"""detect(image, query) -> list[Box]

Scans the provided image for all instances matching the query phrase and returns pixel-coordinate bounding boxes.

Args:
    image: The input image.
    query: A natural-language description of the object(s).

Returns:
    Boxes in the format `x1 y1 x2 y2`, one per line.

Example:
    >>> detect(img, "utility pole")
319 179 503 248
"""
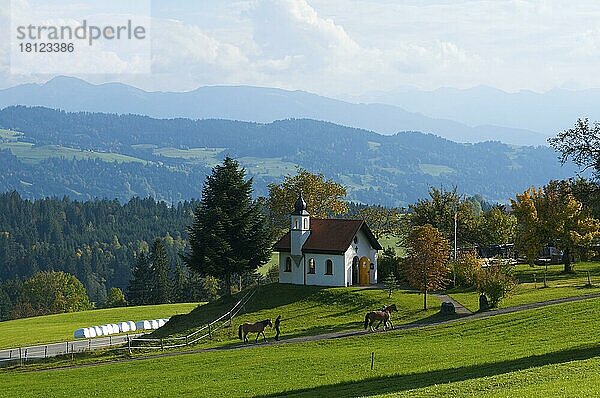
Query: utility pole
453 207 458 288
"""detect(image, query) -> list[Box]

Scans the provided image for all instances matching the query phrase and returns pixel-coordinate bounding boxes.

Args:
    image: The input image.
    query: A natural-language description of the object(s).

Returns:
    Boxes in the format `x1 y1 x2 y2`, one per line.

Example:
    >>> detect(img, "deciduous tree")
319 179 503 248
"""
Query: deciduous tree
106 287 127 307
352 205 405 238
549 118 600 177
512 181 600 272
267 168 348 229
409 187 479 246
405 224 450 309
13 271 91 317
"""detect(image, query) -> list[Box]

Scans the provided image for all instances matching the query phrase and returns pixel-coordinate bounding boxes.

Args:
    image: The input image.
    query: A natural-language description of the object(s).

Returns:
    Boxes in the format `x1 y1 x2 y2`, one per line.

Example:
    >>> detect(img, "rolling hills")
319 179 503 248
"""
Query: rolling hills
0 106 578 206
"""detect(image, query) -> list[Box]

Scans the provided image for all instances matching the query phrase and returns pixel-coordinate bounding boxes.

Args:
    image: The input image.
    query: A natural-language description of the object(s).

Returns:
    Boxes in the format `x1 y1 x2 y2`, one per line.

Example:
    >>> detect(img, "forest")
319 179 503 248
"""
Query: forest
0 192 198 318
0 106 579 206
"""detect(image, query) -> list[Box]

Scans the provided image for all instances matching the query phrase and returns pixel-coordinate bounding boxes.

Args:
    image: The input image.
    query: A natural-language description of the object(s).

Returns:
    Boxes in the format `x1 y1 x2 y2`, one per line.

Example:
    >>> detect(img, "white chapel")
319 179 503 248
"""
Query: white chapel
273 194 382 287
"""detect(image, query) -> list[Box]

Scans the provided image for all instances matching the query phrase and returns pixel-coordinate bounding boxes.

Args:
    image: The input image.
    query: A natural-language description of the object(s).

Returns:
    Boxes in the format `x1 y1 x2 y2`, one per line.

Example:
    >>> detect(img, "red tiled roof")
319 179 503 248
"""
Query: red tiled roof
273 218 382 254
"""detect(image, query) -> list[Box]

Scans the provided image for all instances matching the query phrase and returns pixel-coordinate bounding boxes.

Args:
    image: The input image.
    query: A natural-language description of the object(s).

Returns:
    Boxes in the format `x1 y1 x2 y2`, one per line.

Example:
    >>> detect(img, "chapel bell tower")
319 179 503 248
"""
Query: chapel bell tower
290 193 310 258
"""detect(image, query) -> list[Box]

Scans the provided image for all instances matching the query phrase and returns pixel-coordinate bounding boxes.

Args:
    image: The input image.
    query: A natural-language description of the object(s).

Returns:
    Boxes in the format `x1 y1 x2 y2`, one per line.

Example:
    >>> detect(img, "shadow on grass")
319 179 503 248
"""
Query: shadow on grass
153 284 330 337
256 344 600 398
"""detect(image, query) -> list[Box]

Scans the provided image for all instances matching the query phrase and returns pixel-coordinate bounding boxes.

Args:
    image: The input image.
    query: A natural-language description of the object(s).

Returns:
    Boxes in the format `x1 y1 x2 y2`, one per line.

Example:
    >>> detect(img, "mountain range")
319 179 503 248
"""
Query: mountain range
360 86 600 135
0 76 548 146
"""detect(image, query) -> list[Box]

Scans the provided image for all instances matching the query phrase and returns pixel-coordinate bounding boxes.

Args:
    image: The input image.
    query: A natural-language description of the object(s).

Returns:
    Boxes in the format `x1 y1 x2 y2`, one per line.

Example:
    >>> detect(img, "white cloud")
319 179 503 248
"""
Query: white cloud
3 0 600 95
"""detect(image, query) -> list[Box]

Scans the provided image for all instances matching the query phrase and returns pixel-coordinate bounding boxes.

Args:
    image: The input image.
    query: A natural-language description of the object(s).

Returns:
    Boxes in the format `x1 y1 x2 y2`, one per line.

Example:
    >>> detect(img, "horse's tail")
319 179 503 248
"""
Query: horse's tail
364 313 370 329
238 324 243 340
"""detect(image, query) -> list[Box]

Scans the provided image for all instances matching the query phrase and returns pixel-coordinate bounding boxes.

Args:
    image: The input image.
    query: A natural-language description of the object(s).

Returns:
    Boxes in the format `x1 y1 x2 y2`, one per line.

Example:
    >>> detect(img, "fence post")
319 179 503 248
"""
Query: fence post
160 339 164 351
185 335 189 346
208 323 212 339
19 348 22 366
66 342 69 354
24 348 27 362
229 311 233 326
88 339 91 351
44 345 48 359
127 335 131 354
109 336 112 346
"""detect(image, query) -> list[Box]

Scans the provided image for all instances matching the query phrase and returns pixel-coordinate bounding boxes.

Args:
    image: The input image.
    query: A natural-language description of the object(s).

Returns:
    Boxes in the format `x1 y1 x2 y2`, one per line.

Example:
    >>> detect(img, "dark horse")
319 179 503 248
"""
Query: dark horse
364 304 398 331
238 319 272 343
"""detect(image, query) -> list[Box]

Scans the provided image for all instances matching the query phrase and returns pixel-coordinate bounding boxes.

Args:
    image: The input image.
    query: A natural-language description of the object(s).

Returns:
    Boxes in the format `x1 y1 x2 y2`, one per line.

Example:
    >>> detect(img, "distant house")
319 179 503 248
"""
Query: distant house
273 194 382 287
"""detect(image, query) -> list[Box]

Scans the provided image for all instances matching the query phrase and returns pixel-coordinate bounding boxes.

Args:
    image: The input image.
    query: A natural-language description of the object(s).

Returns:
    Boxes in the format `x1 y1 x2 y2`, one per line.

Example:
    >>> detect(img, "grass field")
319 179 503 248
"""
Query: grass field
0 142 146 164
153 284 441 347
449 261 600 312
2 296 599 396
153 147 224 166
0 303 201 349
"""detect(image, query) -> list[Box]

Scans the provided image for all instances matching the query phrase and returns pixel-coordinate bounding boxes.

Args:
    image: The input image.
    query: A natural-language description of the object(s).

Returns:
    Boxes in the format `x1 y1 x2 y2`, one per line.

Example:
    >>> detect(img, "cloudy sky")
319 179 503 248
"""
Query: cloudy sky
2 0 600 98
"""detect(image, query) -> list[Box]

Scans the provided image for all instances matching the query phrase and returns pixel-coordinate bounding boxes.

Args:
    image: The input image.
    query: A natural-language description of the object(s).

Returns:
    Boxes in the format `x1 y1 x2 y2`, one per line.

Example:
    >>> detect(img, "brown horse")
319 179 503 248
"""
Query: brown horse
238 319 273 343
364 304 398 331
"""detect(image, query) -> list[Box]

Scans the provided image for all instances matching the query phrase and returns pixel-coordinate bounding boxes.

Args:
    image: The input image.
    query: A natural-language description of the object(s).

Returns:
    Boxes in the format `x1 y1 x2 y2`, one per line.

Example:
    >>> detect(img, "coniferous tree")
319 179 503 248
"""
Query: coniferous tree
171 263 187 303
128 252 152 305
184 157 274 296
150 239 171 304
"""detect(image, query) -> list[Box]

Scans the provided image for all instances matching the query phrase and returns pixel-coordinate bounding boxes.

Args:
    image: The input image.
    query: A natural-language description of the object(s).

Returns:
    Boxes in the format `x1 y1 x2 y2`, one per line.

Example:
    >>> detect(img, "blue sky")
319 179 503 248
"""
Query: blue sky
2 0 600 98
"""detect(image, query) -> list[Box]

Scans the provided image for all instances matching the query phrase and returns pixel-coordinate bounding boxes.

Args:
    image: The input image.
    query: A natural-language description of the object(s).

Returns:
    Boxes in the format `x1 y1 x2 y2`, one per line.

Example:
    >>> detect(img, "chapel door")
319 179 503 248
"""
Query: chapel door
359 256 370 286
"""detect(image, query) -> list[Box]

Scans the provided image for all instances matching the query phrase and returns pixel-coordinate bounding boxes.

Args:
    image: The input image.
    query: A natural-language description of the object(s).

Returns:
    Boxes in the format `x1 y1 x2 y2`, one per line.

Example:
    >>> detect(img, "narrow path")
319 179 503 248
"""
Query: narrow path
9 292 600 372
431 293 473 315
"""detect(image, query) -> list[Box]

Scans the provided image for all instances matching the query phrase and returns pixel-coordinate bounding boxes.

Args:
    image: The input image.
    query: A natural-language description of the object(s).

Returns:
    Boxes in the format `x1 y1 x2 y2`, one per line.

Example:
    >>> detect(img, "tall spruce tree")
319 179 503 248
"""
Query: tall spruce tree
128 252 153 305
184 157 273 296
171 263 188 303
150 239 171 304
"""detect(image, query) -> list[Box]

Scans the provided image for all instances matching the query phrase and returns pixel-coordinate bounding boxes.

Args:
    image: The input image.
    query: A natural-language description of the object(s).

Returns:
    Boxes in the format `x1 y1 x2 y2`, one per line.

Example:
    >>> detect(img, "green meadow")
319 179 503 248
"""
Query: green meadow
0 303 201 349
153 284 441 347
2 298 599 397
449 261 600 312
0 141 145 164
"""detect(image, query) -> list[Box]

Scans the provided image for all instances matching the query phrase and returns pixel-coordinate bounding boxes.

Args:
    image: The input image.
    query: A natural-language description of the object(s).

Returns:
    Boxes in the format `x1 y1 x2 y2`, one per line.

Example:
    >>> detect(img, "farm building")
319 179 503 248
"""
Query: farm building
273 194 382 287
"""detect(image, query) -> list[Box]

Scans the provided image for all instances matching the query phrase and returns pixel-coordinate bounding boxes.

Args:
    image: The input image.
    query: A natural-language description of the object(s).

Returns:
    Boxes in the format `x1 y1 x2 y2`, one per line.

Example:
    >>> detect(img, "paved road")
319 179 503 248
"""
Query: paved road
0 334 145 365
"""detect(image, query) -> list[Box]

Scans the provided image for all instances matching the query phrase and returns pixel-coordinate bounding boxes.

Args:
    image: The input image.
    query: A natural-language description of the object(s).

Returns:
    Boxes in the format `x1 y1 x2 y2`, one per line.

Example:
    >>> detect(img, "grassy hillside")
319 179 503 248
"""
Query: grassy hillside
2 297 599 396
0 303 200 349
449 262 600 312
153 284 441 346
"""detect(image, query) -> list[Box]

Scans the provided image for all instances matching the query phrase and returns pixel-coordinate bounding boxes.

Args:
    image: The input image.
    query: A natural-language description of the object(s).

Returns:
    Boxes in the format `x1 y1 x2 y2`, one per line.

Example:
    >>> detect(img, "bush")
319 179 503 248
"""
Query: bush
451 251 482 288
476 266 517 308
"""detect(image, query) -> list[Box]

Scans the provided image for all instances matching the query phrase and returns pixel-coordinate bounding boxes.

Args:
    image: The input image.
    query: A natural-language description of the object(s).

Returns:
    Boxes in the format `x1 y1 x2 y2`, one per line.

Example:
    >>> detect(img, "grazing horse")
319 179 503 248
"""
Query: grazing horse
364 304 398 331
238 319 273 343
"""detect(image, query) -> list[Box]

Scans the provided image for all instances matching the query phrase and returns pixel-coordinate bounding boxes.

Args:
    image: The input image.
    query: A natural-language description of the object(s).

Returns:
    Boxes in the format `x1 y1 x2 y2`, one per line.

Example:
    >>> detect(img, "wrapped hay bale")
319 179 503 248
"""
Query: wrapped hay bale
94 326 103 337
127 321 137 332
135 320 152 330
118 322 131 333
150 320 160 330
74 328 87 339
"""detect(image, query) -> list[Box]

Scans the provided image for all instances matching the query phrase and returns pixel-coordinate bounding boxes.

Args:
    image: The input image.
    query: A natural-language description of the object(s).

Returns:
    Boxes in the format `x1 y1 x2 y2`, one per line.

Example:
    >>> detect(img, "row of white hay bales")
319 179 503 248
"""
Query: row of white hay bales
74 318 170 339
